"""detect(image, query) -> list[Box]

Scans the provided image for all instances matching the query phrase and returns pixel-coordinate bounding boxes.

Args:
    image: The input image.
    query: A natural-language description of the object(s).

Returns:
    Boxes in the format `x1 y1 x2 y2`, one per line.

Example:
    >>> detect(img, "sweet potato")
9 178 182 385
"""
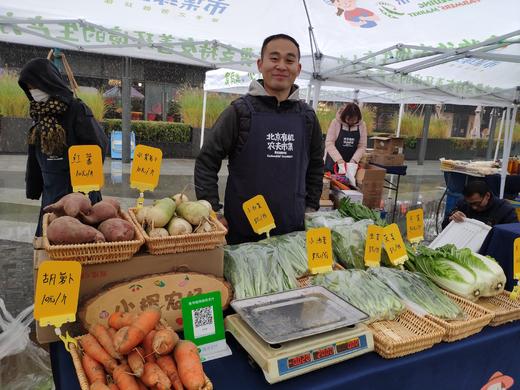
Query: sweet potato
103 197 121 213
174 341 204 390
98 218 135 242
90 323 122 360
156 355 183 390
108 312 138 330
152 327 179 355
115 308 161 354
47 216 105 245
81 201 118 225
141 362 172 390
80 334 118 373
43 192 92 217
128 347 145 377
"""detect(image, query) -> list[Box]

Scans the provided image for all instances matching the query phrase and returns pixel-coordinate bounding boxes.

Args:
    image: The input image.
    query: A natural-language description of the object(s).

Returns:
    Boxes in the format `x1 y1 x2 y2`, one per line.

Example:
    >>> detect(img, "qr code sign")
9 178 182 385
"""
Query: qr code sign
192 306 216 338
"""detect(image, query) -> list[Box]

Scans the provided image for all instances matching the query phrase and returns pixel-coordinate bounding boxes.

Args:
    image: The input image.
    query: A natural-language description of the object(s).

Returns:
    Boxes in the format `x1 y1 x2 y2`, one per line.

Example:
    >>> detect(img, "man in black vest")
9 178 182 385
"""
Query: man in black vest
195 34 324 244
442 180 518 229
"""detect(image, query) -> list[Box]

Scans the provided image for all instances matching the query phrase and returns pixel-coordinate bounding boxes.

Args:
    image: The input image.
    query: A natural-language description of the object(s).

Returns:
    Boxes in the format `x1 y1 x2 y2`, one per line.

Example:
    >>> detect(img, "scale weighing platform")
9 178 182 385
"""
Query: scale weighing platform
225 286 374 384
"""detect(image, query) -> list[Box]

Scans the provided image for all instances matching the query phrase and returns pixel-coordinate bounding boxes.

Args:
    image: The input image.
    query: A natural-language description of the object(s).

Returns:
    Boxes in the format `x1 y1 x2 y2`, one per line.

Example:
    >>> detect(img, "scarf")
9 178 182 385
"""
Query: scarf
28 98 68 156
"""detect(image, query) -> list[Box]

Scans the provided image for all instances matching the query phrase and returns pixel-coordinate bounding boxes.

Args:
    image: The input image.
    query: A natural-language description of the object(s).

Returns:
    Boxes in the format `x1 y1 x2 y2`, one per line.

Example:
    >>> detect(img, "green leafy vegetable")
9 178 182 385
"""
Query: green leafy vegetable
338 197 385 226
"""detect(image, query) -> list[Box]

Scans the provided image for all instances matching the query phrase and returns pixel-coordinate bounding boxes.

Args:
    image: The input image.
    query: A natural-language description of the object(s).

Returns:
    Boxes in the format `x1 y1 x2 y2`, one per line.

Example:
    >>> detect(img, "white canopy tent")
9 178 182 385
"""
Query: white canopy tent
1 0 519 195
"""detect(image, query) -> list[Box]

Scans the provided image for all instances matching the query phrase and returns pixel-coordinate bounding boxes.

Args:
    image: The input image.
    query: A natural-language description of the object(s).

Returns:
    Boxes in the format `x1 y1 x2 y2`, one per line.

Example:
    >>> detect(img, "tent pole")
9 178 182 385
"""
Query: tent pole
121 57 132 164
494 109 506 161
499 108 512 199
485 108 498 160
312 81 321 111
418 105 432 166
396 103 404 137
306 83 312 104
200 90 208 149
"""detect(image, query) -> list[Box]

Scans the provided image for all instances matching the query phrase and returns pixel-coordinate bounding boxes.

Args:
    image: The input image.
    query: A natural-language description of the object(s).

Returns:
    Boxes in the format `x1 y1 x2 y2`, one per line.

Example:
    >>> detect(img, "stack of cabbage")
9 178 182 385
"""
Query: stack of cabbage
406 244 506 301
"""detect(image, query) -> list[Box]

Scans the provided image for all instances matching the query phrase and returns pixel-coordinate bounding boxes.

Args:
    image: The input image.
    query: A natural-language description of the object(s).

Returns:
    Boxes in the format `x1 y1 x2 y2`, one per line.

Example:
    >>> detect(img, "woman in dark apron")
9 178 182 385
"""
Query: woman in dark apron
324 102 367 172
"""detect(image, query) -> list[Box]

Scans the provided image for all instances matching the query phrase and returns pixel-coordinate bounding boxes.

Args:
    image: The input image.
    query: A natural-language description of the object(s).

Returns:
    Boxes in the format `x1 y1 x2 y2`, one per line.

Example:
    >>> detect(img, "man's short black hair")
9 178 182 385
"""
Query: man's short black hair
463 180 491 197
261 34 301 60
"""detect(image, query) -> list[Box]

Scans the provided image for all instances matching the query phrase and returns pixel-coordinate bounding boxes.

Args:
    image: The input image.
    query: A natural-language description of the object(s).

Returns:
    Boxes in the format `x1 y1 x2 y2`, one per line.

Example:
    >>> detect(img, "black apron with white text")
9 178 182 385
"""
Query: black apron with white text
325 124 360 172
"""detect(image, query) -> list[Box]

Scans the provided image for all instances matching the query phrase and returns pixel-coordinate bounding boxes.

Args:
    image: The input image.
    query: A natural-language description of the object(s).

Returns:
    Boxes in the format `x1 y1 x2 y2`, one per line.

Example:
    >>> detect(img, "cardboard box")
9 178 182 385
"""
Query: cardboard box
360 148 374 164
355 163 386 188
371 136 404 155
330 189 363 209
321 178 331 200
34 247 224 343
319 199 334 211
371 153 405 166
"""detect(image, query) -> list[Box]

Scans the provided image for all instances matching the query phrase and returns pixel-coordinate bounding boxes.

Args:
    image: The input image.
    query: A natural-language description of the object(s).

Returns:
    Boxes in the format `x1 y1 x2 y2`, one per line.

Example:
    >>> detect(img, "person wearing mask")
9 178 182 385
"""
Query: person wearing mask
195 34 324 245
324 102 367 172
442 180 518 229
18 58 108 235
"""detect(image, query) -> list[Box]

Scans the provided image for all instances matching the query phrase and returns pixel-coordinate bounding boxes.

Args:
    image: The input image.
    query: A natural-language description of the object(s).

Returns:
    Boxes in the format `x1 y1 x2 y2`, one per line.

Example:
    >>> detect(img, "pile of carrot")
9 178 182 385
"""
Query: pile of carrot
78 307 209 390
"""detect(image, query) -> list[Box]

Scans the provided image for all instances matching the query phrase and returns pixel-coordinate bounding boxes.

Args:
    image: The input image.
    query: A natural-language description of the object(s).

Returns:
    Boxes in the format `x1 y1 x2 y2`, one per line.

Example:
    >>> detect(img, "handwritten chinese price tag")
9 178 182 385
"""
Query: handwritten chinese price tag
382 224 408 266
242 195 276 236
68 145 103 193
34 261 82 328
364 225 383 267
406 208 424 243
306 227 333 274
130 145 163 192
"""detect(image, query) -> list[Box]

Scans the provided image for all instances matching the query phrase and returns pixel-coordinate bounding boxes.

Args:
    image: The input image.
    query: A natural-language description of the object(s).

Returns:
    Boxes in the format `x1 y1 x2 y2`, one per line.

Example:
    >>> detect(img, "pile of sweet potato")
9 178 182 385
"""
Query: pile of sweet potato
79 307 209 390
45 193 135 245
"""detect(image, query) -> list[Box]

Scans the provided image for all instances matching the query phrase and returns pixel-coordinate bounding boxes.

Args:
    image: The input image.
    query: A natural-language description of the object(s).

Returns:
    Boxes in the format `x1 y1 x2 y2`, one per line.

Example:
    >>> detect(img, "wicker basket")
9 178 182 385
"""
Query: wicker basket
477 291 520 327
128 207 227 255
425 290 494 342
42 211 145 265
70 336 214 390
368 310 445 359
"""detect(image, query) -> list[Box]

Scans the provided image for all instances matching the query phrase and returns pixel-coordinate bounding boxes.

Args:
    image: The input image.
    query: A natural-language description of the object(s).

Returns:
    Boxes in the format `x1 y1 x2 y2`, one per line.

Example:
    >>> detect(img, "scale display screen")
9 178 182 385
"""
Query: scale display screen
278 335 368 376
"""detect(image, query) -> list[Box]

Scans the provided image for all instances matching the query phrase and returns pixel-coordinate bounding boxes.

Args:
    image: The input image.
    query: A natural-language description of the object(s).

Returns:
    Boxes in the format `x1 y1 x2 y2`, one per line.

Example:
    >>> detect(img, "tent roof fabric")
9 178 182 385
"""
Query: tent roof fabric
1 0 519 105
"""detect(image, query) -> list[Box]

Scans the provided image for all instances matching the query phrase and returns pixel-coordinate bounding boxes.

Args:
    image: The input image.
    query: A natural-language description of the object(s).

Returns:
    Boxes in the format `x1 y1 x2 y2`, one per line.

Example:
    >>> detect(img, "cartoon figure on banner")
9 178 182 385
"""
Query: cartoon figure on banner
480 371 514 390
327 0 379 28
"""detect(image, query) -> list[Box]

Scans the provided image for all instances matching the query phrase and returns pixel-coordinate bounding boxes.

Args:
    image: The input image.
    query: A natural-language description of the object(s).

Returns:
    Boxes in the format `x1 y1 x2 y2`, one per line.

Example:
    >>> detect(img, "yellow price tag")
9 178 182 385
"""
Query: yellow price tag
406 208 424 243
242 195 276 236
130 145 163 192
382 223 409 266
34 261 82 328
306 227 333 274
514 237 520 281
364 225 383 267
511 285 520 301
68 145 104 193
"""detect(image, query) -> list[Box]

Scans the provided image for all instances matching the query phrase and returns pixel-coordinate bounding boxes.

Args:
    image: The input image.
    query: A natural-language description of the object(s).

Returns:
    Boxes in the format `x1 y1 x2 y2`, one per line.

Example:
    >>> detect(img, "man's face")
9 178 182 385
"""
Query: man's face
465 192 490 212
257 39 301 96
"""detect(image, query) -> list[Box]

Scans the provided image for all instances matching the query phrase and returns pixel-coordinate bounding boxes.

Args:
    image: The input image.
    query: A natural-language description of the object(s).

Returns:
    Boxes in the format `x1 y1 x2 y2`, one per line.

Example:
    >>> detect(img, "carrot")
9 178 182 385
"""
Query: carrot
128 347 145 377
80 334 118 373
156 355 184 390
90 382 111 390
82 352 106 385
109 312 139 330
141 362 172 390
143 330 157 363
115 308 161 355
153 327 179 355
135 379 148 390
173 341 205 390
90 323 123 360
113 364 139 390
108 384 120 390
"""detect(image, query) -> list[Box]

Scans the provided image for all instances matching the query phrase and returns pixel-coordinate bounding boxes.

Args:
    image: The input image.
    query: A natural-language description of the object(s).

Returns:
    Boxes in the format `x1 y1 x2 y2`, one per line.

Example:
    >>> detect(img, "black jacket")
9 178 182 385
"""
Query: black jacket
442 194 518 229
194 80 324 211
19 58 108 200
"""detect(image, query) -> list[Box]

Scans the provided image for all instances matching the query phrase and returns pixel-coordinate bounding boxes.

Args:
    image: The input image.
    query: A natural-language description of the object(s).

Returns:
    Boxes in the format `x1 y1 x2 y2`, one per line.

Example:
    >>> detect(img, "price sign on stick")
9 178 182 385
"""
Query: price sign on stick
130 145 163 207
242 195 276 236
406 209 424 243
382 224 408 266
511 238 520 300
306 227 333 274
68 145 103 193
364 225 383 267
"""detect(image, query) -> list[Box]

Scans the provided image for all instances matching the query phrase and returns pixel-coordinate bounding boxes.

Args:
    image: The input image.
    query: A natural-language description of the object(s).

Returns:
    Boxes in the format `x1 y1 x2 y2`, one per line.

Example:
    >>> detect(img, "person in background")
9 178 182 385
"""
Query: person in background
442 180 518 229
194 34 324 245
324 102 367 172
18 58 108 236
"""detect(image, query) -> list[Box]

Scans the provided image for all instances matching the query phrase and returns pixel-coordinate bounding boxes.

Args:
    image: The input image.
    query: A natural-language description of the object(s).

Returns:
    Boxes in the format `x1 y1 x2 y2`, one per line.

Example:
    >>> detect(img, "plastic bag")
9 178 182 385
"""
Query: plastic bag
336 162 358 187
0 299 54 390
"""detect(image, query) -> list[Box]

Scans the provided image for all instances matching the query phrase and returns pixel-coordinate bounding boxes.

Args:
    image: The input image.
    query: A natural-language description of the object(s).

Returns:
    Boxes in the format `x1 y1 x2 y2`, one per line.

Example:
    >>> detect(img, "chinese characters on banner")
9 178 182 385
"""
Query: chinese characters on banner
68 145 104 193
242 195 276 235
306 227 333 274
34 261 82 328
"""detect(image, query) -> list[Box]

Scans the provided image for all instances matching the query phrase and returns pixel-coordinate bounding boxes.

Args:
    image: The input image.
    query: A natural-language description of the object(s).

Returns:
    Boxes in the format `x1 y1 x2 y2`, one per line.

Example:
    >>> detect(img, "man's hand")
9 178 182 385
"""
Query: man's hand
449 211 466 223
216 213 228 229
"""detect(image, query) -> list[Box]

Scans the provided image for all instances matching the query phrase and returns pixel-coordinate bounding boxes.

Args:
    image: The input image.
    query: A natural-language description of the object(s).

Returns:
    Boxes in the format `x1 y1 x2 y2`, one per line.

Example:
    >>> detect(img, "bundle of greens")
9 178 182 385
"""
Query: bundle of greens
331 219 372 269
261 231 308 276
305 210 354 229
338 197 386 226
369 267 466 321
313 270 405 322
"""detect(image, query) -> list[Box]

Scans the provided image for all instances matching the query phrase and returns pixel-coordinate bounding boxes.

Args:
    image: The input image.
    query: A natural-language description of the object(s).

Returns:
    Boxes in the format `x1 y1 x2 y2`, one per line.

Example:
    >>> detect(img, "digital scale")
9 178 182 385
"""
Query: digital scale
225 287 374 384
